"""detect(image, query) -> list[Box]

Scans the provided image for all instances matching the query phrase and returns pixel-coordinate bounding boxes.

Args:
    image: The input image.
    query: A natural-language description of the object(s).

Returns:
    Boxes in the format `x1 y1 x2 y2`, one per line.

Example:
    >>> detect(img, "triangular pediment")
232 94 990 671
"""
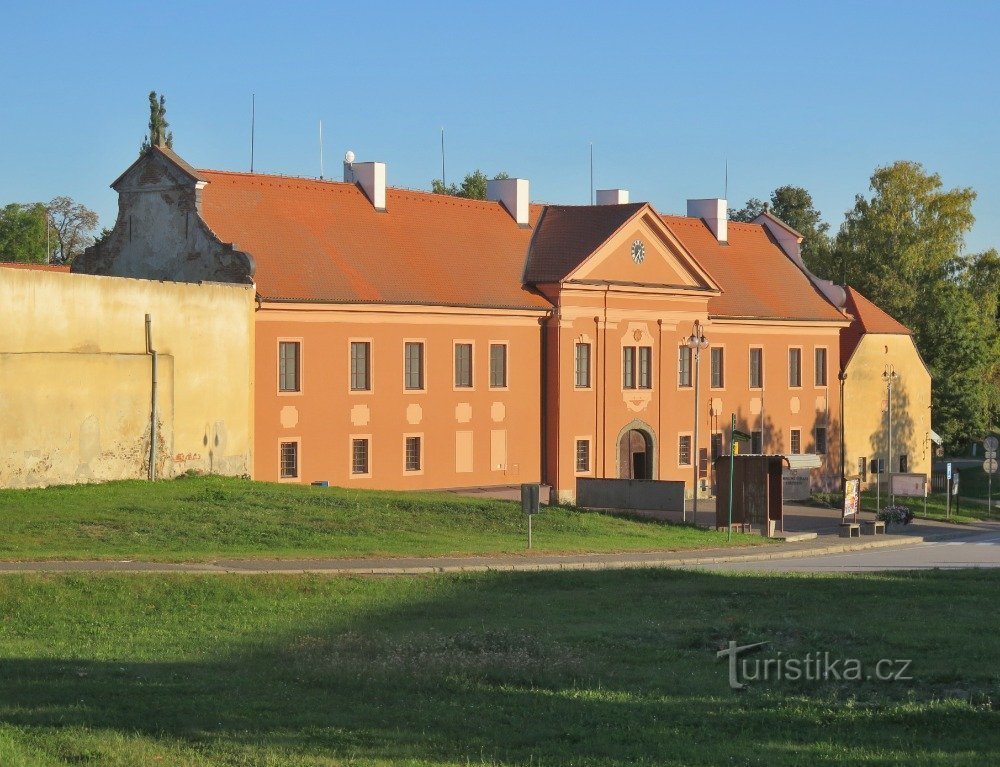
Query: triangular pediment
566 205 721 293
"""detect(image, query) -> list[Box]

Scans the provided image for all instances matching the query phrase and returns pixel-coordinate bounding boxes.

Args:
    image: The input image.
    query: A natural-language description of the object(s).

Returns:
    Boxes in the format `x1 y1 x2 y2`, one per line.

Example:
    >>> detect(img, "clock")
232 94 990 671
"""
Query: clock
631 239 645 264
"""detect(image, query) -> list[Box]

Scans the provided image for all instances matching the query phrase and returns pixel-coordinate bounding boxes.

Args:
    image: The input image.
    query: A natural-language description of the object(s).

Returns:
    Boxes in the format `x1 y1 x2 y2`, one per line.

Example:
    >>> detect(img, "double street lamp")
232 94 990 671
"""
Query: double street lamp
687 320 709 525
883 365 899 506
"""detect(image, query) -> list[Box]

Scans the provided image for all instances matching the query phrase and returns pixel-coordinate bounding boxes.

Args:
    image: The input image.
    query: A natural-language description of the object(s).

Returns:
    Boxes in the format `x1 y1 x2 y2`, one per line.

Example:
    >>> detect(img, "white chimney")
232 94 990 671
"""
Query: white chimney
344 161 386 211
595 189 629 205
487 178 530 226
687 198 728 244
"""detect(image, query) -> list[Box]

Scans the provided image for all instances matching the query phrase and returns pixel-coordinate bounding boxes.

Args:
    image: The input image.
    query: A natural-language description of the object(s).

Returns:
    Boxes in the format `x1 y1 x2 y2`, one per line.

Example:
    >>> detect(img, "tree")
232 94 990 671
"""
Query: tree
46 196 99 263
962 249 1000 428
431 170 509 200
728 197 765 222
730 187 833 274
140 91 173 154
0 202 49 263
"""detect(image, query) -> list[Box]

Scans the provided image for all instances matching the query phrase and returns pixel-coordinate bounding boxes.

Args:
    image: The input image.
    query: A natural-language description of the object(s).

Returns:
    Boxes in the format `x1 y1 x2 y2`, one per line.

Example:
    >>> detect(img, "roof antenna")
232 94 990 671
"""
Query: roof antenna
319 120 324 179
250 94 255 173
440 127 446 188
724 155 728 200
345 150 355 182
590 142 594 204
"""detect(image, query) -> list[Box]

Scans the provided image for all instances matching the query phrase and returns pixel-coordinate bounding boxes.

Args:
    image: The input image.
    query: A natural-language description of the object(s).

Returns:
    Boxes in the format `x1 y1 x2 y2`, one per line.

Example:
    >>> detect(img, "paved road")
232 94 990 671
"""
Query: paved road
699 529 1000 572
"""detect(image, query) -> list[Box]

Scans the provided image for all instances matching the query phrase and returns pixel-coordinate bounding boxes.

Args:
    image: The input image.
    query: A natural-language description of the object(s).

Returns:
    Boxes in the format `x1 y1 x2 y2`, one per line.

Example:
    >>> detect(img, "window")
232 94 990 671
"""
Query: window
404 342 424 390
678 346 692 387
454 343 473 388
790 429 801 455
623 347 636 389
489 343 507 388
679 434 692 466
405 436 421 472
751 430 763 454
278 341 300 392
749 347 763 389
815 426 827 455
789 348 802 388
815 347 828 387
899 454 908 473
279 441 298 478
711 432 723 460
575 343 591 388
710 347 724 388
350 341 371 391
575 440 590 472
351 438 369 475
859 456 868 482
638 347 652 389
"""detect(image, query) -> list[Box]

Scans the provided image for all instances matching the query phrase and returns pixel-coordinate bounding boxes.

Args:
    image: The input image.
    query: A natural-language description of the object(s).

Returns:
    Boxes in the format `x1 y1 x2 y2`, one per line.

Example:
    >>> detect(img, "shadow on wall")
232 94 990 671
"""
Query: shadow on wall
867 378 916 481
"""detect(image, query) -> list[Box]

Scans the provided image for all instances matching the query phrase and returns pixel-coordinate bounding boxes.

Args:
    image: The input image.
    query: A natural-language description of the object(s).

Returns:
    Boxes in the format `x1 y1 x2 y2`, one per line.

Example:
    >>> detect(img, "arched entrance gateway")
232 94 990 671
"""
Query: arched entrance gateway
618 427 654 480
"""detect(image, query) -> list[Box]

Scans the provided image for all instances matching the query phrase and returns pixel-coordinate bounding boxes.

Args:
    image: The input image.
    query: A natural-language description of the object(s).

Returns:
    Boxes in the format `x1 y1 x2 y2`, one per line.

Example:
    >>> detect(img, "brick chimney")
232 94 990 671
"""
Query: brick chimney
687 198 728 244
487 178 530 226
344 161 386 211
596 189 629 205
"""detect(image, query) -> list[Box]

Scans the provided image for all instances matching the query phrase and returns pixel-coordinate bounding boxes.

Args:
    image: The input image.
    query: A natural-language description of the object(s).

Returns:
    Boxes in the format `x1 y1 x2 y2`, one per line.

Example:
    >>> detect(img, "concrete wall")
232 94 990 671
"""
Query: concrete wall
576 478 684 511
843 333 932 487
0 268 254 487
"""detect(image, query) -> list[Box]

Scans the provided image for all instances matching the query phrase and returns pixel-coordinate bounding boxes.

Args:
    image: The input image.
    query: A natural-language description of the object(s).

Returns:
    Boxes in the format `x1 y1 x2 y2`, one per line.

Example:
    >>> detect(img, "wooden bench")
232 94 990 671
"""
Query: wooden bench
839 523 861 538
861 520 886 535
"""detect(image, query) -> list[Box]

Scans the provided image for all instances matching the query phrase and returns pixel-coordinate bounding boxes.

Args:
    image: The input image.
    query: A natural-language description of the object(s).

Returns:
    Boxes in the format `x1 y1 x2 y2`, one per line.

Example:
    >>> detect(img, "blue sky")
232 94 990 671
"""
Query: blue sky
2 0 998 253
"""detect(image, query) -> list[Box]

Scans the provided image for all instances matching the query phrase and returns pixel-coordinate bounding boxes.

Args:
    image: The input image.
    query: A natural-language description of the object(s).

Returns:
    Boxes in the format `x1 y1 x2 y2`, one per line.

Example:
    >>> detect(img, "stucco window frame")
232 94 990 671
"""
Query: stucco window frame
789 427 802 455
814 345 829 389
788 346 803 390
488 340 510 391
403 432 424 476
574 436 593 476
276 337 304 397
748 345 764 391
677 431 694 468
710 430 724 461
348 337 374 395
278 437 301 483
453 340 475 391
402 339 427 394
814 425 828 456
574 341 593 390
709 344 726 392
349 434 373 479
677 345 693 390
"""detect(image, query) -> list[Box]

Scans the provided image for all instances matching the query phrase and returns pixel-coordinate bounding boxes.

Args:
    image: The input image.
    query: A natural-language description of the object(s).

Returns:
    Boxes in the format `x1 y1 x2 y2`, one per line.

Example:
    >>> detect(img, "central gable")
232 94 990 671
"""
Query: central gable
566 206 720 293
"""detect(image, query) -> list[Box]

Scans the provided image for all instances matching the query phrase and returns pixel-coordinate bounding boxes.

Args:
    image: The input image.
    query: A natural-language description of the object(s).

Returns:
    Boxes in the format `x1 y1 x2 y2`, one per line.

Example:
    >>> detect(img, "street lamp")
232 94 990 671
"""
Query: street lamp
687 320 710 525
882 365 899 505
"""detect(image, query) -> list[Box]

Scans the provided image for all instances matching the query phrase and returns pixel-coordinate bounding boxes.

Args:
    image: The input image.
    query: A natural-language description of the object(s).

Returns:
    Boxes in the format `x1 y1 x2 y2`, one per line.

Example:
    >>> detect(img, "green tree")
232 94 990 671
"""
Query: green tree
431 170 509 200
962 249 1000 429
728 197 765 222
140 91 173 153
46 196 99 263
731 187 833 273
0 202 50 263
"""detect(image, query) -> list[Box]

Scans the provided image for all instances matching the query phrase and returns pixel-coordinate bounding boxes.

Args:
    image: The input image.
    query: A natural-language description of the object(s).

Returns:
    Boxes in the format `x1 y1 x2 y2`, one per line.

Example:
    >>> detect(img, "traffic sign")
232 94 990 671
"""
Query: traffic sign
984 436 999 452
985 458 999 475
947 462 953 480
732 429 751 442
987 450 998 461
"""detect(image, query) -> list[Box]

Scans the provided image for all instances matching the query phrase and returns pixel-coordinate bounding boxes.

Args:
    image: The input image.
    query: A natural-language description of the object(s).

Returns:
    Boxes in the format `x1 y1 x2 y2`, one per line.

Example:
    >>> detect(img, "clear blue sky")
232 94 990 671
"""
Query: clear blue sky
2 0 998 253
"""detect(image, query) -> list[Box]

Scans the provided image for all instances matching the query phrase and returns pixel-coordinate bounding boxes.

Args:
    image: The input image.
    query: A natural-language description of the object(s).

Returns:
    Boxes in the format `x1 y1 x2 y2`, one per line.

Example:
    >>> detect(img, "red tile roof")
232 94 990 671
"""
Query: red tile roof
0 262 71 272
840 286 912 368
660 216 847 322
197 170 551 310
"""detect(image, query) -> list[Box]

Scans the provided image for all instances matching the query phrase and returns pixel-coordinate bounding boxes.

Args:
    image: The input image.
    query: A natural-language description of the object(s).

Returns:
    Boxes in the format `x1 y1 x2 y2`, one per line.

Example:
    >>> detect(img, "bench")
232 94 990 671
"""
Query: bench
861 520 886 535
839 523 861 538
718 522 753 534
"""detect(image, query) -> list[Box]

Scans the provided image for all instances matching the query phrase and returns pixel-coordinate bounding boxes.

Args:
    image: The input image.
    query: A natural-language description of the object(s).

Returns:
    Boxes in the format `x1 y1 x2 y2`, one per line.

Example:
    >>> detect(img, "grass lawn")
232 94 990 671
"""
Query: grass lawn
0 476 764 562
812 489 996 524
0 569 996 765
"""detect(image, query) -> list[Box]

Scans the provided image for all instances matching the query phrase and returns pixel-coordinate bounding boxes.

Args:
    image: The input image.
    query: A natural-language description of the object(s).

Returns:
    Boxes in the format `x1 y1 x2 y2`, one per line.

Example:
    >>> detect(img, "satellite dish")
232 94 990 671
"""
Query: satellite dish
344 150 355 165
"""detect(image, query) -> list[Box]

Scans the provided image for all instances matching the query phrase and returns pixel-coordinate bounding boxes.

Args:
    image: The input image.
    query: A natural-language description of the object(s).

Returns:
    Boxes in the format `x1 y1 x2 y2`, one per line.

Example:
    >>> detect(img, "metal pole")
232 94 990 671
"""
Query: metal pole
693 345 701 527
528 514 532 549
727 413 736 542
887 372 894 505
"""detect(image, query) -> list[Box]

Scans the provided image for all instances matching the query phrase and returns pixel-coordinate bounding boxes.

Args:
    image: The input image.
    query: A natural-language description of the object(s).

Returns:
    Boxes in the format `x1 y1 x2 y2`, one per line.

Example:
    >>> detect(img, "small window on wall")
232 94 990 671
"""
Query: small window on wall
280 441 298 479
575 440 590 473
711 432 723 460
710 347 724 388
279 341 300 392
678 435 692 466
899 454 908 473
749 347 763 389
789 348 802 388
790 429 801 455
751 430 763 454
859 456 868 482
815 347 828 387
350 341 371 391
404 342 424 390
454 343 473 388
815 427 828 455
678 346 692 387
623 347 636 389
351 438 370 475
575 343 591 388
405 436 422 472
489 343 508 388
638 347 652 389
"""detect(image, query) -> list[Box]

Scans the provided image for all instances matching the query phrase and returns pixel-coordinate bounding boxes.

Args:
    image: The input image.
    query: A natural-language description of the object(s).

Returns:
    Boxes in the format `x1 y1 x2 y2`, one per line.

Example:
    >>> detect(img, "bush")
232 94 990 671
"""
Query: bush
877 505 915 525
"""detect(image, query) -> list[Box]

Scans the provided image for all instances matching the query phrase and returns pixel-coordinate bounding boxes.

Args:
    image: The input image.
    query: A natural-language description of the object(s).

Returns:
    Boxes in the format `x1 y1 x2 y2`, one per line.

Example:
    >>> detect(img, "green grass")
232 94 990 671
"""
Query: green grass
811 490 997 524
0 569 996 765
0 476 764 562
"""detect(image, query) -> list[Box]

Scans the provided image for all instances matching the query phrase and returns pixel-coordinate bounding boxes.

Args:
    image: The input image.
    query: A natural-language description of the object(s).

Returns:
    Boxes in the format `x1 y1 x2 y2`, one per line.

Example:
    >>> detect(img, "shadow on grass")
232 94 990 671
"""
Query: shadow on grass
0 569 998 765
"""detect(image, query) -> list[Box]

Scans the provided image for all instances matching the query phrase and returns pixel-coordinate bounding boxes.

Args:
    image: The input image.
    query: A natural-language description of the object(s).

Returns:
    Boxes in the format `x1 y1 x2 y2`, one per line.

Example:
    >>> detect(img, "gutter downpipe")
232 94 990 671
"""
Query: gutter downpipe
657 319 663 480
602 286 609 477
145 314 158 481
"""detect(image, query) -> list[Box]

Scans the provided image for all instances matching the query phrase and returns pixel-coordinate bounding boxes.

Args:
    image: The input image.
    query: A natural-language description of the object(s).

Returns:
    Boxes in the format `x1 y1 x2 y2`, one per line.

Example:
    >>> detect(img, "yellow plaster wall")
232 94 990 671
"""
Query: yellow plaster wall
0 268 254 487
843 334 932 485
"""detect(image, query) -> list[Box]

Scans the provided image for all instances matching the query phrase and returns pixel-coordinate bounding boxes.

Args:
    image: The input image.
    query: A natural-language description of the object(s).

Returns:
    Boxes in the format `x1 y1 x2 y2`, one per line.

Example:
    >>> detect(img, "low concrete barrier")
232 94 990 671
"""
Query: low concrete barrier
576 478 684 511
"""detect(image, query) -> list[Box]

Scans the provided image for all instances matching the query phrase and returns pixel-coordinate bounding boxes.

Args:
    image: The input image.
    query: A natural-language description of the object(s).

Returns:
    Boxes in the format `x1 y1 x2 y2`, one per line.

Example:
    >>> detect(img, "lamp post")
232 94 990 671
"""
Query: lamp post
687 320 709 525
882 365 898 505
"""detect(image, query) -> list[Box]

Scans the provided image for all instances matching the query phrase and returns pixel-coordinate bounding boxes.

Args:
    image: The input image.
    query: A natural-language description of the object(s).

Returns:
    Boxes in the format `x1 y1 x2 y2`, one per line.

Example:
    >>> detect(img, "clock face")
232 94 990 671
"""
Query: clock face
631 239 645 264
